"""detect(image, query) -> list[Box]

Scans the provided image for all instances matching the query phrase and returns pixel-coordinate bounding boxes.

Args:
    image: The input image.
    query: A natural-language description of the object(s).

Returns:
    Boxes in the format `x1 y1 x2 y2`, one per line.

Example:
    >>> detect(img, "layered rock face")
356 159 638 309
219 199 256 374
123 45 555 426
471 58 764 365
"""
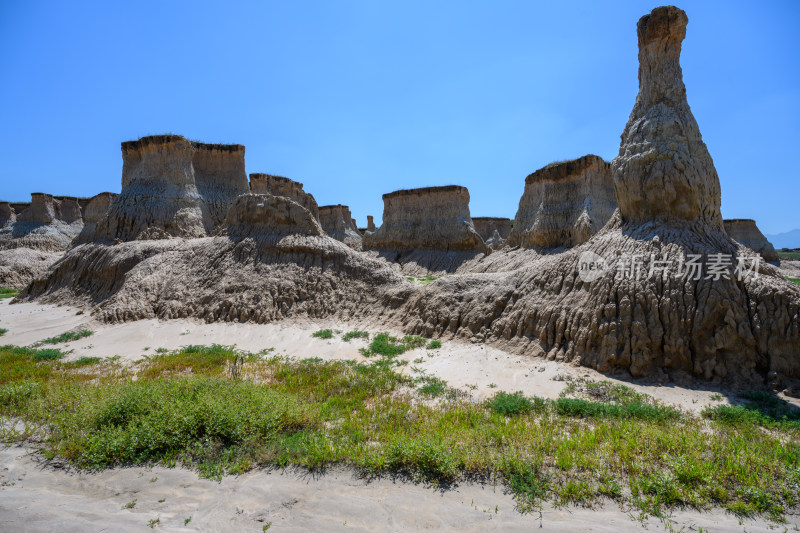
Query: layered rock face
93 135 247 242
0 248 62 289
17 193 60 224
192 143 250 227
367 216 376 232
319 205 362 250
724 219 779 262
473 217 512 249
364 186 489 252
1 193 83 252
0 203 15 227
218 194 324 239
59 197 83 224
249 174 319 220
75 192 118 245
505 156 617 249
363 186 490 274
392 6 800 384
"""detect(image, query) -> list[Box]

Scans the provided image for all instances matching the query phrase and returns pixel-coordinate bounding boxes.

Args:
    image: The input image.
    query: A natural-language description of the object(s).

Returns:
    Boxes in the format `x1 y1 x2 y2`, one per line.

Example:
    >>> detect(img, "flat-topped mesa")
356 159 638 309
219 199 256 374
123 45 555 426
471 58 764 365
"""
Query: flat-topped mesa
249 174 320 220
58 196 83 224
0 203 15 227
319 204 363 250
613 6 722 229
191 141 249 227
506 155 616 249
217 194 325 239
17 193 60 225
93 135 248 242
724 219 779 262
363 185 489 254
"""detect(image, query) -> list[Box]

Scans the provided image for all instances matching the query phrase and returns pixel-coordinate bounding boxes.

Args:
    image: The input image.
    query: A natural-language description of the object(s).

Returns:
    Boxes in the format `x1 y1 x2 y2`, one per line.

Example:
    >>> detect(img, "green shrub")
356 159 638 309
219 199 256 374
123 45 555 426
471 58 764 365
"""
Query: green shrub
311 329 333 339
487 391 540 416
555 398 680 421
426 340 441 350
342 330 369 342
0 288 19 300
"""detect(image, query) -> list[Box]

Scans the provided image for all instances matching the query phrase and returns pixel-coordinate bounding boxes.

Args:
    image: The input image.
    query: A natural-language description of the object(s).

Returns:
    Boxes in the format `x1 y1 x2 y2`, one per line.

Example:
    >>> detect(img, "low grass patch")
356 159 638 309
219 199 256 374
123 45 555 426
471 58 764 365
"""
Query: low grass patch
426 340 441 350
702 391 800 429
311 329 334 340
406 275 439 284
777 250 800 261
34 329 93 346
359 333 427 358
0 288 19 300
342 330 369 342
0 344 797 520
0 329 6 337
788 277 800 287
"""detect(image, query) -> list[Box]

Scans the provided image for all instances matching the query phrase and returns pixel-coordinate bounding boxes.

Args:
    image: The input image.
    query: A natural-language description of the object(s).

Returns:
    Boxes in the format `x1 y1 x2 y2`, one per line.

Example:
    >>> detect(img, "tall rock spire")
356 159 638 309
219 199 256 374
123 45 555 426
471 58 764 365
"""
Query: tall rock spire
613 6 723 229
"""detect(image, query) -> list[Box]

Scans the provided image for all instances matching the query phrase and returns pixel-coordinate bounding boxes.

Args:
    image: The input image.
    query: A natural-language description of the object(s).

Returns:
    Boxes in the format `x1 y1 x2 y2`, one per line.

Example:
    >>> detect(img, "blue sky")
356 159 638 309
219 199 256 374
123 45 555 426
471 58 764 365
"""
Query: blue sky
1 0 798 234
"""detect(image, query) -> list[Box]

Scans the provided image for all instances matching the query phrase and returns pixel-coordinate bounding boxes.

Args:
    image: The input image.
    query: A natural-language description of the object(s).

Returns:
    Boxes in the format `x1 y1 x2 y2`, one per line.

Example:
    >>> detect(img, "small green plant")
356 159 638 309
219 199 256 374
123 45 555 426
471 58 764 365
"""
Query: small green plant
417 376 447 397
0 329 7 337
148 517 160 528
788 277 800 287
150 476 158 482
31 348 65 361
312 329 334 339
486 391 543 416
122 499 137 509
359 333 427 358
710 393 724 401
342 330 369 342
184 517 192 525
488 383 497 389
0 288 19 300
71 356 102 367
426 340 441 350
262 522 272 531
35 329 93 346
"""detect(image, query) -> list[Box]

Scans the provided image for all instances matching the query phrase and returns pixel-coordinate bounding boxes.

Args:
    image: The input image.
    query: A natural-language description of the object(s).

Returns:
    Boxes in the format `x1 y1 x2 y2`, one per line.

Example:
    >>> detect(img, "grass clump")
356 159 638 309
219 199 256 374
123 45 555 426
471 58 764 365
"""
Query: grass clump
486 391 544 416
406 275 439 284
35 329 93 346
0 288 19 300
702 390 800 429
342 330 369 342
0 344 798 520
311 329 334 340
359 333 426 358
788 277 800 287
426 339 441 350
0 329 6 337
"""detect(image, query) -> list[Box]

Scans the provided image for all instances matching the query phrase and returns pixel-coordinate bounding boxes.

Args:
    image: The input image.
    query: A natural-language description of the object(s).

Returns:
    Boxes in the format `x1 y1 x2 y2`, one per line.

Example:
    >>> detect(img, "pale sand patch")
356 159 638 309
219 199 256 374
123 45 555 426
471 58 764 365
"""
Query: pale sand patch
2 299 791 414
0 445 795 532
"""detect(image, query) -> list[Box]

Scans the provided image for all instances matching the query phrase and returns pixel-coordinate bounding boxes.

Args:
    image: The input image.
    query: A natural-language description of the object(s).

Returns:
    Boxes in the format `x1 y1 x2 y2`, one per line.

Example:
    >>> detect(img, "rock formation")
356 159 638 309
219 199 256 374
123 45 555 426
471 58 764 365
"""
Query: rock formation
58 197 83 224
723 219 779 262
363 186 490 273
217 194 324 239
10 202 30 215
249 174 319 221
319 205 362 250
390 6 800 384
16 6 800 388
473 217 512 249
0 203 15 227
191 143 249 227
0 248 63 289
92 135 248 242
0 193 83 252
75 192 118 245
367 215 376 232
505 156 617 249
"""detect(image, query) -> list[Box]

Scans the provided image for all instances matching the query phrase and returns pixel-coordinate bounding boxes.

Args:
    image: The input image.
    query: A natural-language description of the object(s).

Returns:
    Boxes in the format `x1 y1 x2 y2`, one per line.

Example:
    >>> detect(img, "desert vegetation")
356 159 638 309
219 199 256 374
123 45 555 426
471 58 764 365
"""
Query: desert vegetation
0 343 798 520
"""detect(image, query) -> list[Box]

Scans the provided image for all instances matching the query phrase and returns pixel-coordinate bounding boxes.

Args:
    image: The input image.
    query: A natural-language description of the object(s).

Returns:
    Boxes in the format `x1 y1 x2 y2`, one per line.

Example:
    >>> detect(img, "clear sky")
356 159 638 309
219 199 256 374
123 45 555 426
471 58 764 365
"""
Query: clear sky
1 0 798 234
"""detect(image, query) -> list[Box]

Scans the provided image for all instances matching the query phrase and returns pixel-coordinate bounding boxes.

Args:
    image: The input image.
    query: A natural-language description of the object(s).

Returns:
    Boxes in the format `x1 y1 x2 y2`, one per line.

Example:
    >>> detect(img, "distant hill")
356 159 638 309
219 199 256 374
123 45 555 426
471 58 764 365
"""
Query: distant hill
765 229 800 249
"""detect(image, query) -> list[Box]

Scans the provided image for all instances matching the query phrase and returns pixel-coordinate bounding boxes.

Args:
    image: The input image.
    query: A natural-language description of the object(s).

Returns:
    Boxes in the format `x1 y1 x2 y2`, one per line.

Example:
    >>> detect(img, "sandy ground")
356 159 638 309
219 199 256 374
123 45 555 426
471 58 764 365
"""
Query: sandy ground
1 298 784 413
1 445 796 532
779 260 800 278
1 299 799 531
